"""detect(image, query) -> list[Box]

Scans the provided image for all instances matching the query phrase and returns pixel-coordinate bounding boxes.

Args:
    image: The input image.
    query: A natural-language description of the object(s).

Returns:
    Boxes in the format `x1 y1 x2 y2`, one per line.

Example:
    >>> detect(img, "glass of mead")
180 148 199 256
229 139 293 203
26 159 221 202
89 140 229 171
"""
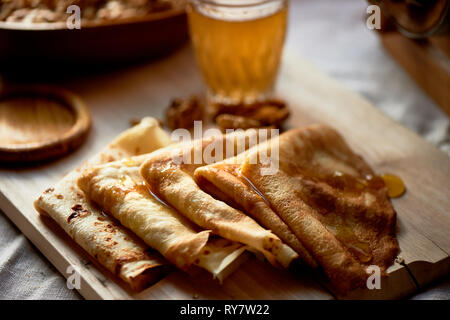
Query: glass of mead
187 0 289 105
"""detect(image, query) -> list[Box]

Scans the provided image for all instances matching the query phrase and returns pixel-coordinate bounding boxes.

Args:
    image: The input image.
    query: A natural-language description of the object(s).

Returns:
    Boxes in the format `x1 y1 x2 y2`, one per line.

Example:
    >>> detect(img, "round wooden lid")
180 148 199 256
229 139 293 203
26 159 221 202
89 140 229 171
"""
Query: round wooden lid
0 85 91 163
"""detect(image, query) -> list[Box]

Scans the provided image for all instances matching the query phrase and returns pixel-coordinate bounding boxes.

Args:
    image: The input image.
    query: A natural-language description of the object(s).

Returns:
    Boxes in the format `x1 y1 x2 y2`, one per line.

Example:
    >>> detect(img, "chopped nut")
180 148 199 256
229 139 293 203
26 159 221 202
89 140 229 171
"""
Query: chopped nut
165 96 203 130
213 98 290 130
252 103 290 126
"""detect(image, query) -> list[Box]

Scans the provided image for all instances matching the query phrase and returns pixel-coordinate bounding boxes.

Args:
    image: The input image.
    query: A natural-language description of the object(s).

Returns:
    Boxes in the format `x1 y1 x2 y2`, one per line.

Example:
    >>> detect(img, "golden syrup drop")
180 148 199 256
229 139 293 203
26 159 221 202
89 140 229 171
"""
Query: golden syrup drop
381 173 406 198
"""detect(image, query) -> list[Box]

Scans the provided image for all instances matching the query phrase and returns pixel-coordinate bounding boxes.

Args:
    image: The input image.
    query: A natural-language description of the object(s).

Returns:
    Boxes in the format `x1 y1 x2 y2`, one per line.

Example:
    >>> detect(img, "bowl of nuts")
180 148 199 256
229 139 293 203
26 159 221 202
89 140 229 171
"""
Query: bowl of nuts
0 0 188 69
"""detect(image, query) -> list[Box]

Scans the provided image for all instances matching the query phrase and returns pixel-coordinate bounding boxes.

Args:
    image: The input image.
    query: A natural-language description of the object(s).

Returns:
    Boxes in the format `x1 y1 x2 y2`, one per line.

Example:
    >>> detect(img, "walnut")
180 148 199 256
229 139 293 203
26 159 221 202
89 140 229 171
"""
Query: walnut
213 98 290 131
251 100 290 126
165 96 203 130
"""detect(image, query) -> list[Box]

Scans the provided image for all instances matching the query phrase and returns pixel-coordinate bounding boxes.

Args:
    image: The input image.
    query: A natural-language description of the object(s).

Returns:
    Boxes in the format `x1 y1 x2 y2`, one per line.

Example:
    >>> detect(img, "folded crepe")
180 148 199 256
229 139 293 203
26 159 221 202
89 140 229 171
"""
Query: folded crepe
208 124 397 293
140 129 299 268
194 152 318 269
34 118 172 290
77 155 247 280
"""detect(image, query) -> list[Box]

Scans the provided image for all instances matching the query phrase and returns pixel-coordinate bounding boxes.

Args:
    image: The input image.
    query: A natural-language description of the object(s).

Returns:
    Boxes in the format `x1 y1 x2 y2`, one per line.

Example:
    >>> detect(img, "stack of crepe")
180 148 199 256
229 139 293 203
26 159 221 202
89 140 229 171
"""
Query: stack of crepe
195 124 399 292
35 118 399 293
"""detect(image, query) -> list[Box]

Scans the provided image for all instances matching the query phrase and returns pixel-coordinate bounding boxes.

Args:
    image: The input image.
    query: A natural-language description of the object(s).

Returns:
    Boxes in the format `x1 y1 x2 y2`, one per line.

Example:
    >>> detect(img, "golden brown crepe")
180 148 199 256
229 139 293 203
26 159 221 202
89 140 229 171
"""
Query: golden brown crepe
140 130 299 268
34 118 172 290
77 155 249 280
197 124 399 293
77 156 210 270
238 124 399 293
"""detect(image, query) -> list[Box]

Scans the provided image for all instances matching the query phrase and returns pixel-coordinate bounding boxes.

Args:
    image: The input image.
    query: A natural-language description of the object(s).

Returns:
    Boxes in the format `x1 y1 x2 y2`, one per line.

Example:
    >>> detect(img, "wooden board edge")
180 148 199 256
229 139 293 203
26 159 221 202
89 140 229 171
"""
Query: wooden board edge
338 264 418 300
0 192 115 299
408 256 450 288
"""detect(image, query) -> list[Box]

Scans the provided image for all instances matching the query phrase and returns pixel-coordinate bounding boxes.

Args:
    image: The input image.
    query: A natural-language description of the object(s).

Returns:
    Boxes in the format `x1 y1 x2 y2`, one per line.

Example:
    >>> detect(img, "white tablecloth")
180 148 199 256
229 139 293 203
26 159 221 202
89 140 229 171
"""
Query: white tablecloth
0 0 449 300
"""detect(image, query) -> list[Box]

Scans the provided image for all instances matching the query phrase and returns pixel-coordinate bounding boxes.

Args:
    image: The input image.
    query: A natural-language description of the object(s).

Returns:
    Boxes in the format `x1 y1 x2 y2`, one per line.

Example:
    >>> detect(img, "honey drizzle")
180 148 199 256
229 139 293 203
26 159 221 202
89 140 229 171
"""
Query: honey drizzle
333 223 372 263
318 171 378 263
221 163 387 264
237 168 271 206
239 167 374 263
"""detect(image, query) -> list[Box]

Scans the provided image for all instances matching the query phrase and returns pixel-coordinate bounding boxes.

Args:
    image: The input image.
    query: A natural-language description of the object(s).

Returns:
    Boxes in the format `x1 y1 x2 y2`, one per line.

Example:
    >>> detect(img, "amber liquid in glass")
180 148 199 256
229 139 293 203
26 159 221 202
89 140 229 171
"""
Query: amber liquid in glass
188 2 288 104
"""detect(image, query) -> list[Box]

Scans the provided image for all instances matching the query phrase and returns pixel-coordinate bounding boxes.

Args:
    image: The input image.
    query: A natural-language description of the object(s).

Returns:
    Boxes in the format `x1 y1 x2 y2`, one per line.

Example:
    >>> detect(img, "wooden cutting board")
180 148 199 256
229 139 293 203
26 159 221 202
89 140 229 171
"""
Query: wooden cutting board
0 46 449 300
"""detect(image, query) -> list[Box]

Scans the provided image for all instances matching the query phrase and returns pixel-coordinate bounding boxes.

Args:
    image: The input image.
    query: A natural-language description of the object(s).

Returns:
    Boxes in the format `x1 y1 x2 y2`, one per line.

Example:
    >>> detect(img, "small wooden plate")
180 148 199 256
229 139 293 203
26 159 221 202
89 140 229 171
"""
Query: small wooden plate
0 85 91 163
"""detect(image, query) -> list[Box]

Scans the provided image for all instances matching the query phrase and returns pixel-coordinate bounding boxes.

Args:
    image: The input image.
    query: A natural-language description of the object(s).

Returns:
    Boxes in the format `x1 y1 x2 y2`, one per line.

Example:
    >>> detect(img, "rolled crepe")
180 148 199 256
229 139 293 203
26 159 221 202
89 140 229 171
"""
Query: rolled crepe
78 154 249 280
140 130 299 268
238 124 399 293
77 156 210 269
34 118 172 290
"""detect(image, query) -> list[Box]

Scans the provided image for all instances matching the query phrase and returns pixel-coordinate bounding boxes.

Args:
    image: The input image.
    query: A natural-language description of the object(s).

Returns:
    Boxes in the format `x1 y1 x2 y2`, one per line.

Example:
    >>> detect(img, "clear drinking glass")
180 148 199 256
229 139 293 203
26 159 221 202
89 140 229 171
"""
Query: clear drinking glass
187 0 289 105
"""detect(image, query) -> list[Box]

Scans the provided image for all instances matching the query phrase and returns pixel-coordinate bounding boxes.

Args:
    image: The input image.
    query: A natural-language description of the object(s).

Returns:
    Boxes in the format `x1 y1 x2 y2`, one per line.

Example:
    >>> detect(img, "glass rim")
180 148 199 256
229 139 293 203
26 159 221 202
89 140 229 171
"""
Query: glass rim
189 0 287 8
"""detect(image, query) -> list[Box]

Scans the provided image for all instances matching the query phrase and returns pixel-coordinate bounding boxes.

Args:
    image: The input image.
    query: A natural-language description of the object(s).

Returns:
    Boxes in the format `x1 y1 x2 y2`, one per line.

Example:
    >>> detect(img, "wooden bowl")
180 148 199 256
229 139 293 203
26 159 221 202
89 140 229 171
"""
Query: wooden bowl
0 6 188 69
0 85 91 163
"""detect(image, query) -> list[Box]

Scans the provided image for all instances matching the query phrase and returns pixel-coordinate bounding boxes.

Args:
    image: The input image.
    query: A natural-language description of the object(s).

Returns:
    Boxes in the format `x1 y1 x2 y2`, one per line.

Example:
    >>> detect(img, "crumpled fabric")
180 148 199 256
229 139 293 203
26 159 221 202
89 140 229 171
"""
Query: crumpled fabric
0 212 80 299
